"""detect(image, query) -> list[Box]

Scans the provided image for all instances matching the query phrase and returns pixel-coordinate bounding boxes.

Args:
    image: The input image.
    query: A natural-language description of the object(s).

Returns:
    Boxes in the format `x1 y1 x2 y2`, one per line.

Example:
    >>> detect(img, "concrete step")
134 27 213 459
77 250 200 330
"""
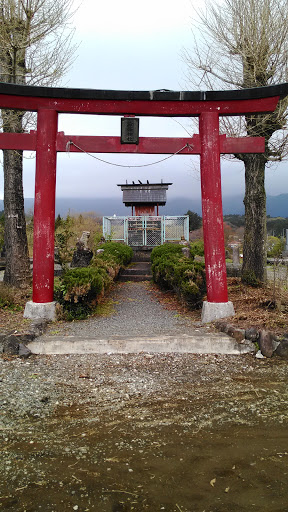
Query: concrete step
119 274 152 282
121 268 151 275
119 262 152 282
131 249 153 262
27 334 255 355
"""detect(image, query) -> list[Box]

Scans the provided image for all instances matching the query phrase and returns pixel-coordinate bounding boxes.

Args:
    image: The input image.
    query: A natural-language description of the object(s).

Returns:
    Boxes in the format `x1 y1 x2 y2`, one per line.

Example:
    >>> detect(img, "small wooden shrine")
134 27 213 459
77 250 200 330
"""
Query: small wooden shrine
117 180 172 216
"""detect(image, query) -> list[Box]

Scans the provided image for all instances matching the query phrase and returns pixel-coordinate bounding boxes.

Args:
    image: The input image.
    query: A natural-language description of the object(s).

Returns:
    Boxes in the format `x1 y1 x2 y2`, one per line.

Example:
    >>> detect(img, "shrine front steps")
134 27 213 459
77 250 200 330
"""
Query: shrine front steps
118 261 152 282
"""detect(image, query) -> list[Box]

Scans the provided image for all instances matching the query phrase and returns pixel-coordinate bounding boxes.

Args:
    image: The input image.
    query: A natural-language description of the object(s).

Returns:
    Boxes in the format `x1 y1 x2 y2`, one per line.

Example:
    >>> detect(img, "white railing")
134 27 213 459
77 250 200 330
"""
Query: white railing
103 215 189 247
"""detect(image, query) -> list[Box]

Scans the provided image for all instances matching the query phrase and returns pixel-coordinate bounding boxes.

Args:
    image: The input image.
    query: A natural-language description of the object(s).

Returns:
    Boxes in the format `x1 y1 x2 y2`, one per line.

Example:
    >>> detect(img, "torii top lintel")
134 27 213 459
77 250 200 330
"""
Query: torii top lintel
0 82 287 116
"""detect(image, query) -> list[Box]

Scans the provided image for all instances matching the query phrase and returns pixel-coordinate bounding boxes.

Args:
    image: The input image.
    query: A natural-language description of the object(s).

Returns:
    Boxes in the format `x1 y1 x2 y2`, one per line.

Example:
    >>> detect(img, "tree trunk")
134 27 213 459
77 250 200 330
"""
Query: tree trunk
2 109 31 288
3 148 31 288
242 153 267 285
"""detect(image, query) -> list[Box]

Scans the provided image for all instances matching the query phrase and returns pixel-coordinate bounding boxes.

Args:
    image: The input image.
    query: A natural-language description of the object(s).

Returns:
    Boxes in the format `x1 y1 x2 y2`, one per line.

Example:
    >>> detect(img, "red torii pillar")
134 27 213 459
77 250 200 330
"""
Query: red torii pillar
24 110 58 319
199 112 233 322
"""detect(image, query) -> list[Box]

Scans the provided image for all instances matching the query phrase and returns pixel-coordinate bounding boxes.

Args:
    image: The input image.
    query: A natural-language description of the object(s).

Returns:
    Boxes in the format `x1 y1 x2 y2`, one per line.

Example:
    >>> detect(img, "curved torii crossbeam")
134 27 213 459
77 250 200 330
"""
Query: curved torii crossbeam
0 82 287 322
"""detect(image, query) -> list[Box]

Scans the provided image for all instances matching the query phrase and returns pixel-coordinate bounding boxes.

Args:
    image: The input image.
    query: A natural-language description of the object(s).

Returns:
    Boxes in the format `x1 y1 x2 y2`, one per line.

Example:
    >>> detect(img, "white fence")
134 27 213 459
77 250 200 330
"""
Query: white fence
103 216 189 247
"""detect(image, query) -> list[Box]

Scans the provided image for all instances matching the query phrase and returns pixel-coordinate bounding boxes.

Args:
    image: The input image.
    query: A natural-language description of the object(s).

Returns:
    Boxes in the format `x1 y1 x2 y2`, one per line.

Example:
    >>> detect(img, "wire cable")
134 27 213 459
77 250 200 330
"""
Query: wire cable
66 140 192 168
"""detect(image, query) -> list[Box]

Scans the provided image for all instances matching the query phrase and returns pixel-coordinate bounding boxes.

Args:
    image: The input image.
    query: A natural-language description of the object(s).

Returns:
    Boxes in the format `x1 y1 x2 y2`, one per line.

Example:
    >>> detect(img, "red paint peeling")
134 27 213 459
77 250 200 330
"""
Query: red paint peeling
200 112 228 303
32 109 58 303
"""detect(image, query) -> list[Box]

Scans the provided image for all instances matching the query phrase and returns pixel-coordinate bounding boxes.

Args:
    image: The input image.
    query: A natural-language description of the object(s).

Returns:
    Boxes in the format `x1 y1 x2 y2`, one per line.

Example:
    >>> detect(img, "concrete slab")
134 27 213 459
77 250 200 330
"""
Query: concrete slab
27 333 255 355
24 301 56 321
201 301 235 323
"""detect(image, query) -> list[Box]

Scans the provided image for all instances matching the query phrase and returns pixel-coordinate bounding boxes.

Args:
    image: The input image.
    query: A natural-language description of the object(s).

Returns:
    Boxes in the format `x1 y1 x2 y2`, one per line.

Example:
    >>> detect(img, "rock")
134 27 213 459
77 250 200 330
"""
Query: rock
245 327 259 342
40 396 50 403
0 333 10 353
194 255 205 263
226 324 244 339
181 247 190 258
17 333 36 344
1 326 44 356
229 327 246 343
29 320 48 337
96 249 104 255
226 265 241 277
18 343 32 359
71 243 93 268
255 350 265 359
79 231 90 249
214 321 228 333
259 330 274 358
275 340 288 359
3 335 20 355
222 323 233 334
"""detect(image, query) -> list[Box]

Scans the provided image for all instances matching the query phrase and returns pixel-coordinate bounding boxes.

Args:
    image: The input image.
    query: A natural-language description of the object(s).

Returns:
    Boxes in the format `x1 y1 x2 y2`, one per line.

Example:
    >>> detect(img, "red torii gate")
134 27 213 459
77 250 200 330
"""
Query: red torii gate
0 82 286 322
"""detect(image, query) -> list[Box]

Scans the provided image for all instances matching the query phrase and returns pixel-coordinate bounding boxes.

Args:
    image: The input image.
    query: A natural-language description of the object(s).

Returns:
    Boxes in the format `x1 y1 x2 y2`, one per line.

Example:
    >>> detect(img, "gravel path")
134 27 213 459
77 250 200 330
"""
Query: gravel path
46 281 208 339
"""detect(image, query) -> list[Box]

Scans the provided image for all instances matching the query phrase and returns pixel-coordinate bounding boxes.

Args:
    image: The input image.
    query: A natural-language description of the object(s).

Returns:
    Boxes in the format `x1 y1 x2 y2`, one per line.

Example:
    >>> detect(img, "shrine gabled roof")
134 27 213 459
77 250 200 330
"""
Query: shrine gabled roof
118 182 172 206
0 82 288 101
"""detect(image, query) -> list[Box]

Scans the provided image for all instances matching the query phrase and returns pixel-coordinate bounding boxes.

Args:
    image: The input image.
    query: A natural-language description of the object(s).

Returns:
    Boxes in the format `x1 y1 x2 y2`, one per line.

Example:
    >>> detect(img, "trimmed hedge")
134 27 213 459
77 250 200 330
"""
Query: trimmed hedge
55 242 133 320
54 267 104 320
97 242 133 267
151 242 206 309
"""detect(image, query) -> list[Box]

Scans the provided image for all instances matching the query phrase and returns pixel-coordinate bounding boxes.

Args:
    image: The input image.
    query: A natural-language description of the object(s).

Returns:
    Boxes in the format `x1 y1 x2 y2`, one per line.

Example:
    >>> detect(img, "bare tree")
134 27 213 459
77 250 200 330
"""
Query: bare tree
0 0 76 287
183 0 288 285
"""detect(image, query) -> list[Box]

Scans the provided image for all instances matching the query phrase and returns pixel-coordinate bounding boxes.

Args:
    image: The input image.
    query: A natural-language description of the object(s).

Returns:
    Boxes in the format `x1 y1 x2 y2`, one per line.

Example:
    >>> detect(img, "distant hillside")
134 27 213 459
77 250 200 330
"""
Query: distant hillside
0 193 286 217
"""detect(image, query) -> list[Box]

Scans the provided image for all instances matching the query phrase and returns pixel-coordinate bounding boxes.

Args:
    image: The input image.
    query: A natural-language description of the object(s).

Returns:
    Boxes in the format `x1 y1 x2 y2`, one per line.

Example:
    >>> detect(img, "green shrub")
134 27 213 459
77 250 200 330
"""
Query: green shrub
150 243 182 264
151 243 206 309
54 242 133 320
55 268 104 320
267 236 285 258
97 242 133 267
55 215 75 269
190 240 205 259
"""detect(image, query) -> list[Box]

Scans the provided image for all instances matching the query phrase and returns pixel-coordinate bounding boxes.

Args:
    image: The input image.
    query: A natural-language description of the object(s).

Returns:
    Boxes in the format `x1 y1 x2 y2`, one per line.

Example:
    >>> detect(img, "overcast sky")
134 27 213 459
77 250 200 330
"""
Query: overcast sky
0 0 287 202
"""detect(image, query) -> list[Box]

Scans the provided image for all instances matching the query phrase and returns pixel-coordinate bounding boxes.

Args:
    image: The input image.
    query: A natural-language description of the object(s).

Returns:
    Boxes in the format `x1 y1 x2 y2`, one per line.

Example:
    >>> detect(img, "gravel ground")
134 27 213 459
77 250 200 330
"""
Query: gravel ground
44 281 208 340
1 353 288 511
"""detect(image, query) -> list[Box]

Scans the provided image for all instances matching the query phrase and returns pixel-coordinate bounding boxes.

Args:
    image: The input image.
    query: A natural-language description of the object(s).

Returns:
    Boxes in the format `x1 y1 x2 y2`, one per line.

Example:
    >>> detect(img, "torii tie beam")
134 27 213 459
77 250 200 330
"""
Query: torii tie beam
0 82 286 322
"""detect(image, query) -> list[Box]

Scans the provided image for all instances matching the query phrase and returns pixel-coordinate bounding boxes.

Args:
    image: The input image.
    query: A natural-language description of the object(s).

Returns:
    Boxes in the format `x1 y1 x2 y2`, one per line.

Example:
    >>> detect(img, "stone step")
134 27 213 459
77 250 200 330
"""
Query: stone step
119 262 152 281
27 334 255 355
119 274 152 282
131 249 153 262
121 268 151 275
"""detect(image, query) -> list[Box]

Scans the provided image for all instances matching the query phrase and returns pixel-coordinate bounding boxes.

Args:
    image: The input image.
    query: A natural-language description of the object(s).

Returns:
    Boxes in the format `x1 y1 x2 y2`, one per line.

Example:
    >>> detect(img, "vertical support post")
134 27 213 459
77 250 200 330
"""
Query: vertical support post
24 109 58 320
185 215 189 241
199 112 234 322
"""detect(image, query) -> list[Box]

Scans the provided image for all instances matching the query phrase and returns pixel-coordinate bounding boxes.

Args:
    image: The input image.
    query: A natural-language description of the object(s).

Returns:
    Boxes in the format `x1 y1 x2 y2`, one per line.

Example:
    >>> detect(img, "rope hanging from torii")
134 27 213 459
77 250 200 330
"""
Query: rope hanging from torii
66 140 193 168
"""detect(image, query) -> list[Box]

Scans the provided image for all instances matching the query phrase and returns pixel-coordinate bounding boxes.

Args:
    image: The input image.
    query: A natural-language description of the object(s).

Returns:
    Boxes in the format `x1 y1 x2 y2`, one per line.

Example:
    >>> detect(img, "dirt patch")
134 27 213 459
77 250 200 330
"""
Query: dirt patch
226 277 288 335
